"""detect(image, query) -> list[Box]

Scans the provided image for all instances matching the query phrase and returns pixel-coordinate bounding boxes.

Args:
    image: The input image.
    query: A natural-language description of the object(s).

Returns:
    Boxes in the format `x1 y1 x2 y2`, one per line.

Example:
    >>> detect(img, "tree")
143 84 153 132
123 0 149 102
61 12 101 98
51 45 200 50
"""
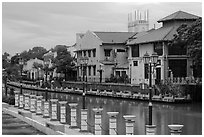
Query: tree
2 52 10 69
20 46 47 61
172 18 202 77
33 62 43 70
52 45 74 79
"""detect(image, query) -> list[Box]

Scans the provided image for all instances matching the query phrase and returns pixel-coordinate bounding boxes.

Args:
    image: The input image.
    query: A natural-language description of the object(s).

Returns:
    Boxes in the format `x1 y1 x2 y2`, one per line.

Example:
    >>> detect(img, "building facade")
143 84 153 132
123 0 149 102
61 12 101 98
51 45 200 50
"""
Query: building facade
128 10 149 32
127 10 200 85
23 58 44 80
75 10 200 85
75 31 136 82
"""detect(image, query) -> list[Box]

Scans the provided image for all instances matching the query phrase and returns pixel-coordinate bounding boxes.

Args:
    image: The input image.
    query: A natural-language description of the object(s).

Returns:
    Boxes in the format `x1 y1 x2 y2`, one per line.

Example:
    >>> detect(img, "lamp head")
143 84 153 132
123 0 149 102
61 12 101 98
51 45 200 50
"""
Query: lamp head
143 52 150 64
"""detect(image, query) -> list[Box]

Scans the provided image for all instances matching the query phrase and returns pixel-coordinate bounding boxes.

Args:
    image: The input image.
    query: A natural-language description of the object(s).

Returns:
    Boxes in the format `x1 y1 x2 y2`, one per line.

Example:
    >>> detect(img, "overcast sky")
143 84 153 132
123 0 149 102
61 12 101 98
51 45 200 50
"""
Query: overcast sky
2 2 202 56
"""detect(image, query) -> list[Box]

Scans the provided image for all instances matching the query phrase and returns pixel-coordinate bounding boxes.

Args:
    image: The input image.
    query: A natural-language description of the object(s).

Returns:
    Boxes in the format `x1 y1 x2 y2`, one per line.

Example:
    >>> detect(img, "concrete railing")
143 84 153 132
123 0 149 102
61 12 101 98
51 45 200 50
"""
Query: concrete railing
12 90 185 135
166 77 202 85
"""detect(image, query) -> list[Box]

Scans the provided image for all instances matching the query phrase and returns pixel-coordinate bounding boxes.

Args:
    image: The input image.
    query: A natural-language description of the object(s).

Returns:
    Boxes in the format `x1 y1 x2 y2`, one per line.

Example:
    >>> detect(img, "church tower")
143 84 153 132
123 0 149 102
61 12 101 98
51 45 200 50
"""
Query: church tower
128 10 149 32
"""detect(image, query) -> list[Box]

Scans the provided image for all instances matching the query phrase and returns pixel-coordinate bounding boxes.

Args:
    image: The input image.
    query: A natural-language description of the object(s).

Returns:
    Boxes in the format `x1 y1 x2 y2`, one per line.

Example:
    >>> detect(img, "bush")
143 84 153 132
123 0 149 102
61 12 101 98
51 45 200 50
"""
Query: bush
2 95 15 105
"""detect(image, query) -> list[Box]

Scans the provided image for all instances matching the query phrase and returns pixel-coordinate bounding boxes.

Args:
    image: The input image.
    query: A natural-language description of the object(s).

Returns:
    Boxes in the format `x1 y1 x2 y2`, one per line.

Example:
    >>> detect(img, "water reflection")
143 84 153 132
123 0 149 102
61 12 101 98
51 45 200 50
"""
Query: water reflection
50 92 201 135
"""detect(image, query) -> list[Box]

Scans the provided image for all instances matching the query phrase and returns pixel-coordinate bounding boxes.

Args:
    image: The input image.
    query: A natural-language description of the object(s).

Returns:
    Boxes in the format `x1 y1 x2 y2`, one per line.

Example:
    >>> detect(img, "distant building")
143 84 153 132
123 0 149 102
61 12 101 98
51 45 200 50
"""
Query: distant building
128 10 149 32
23 58 44 80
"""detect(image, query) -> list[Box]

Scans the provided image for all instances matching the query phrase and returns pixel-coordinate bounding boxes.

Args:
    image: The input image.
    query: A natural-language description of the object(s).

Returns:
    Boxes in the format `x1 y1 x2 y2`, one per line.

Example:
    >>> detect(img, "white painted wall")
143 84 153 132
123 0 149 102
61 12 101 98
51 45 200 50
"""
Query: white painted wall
129 43 154 85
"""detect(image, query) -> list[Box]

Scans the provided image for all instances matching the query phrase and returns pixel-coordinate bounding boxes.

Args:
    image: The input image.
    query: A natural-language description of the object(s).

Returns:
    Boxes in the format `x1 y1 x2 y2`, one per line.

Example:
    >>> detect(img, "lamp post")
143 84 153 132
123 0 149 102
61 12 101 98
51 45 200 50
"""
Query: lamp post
97 64 104 83
44 60 49 101
143 52 158 126
79 56 89 109
19 58 24 94
4 74 8 96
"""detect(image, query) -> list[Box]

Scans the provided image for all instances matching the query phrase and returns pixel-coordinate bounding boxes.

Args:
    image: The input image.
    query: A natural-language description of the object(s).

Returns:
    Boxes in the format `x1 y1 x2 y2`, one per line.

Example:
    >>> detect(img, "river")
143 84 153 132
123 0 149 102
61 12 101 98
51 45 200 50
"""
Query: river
36 91 201 135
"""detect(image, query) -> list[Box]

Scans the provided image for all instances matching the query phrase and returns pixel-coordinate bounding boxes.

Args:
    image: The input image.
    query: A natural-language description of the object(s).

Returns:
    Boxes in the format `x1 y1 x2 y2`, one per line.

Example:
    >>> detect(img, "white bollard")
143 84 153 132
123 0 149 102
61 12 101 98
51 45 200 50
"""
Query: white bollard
24 94 30 110
59 101 67 124
69 103 78 128
14 91 19 107
43 99 50 118
168 124 184 135
107 112 119 135
80 109 88 132
36 96 43 115
145 125 157 135
93 108 103 135
50 99 58 121
19 94 24 109
30 95 36 113
123 115 136 135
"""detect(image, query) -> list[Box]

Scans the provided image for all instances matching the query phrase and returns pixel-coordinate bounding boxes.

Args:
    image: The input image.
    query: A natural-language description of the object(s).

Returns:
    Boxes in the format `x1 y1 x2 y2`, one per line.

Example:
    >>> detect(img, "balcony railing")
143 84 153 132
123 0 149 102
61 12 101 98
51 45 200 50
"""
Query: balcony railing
165 77 202 85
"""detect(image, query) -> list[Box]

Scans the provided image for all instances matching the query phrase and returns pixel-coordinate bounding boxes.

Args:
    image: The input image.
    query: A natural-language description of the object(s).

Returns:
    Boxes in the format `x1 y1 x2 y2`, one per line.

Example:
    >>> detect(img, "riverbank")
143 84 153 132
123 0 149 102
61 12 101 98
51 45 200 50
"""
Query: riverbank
2 102 92 135
7 81 193 104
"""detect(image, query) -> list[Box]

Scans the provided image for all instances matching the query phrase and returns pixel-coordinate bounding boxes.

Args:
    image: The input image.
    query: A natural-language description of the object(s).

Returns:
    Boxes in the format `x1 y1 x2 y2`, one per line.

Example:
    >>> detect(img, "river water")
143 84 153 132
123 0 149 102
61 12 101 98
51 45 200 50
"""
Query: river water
39 92 201 135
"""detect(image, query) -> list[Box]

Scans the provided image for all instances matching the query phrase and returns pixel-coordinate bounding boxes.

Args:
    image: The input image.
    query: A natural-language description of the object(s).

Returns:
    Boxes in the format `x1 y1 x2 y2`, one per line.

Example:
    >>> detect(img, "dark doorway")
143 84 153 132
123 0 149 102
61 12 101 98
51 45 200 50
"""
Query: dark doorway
155 67 161 84
169 59 187 77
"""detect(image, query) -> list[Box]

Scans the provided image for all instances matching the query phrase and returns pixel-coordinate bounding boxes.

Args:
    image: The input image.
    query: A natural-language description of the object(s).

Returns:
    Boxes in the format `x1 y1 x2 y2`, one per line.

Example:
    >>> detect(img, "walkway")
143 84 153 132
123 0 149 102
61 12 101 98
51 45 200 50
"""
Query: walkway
2 111 45 135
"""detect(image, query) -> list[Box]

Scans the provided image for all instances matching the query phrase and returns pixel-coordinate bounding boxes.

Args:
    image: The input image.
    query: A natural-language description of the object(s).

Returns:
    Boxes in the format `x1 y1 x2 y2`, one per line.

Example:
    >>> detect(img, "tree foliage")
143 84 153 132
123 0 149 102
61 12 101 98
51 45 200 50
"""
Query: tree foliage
20 46 47 61
52 45 74 73
33 62 44 70
172 18 202 77
2 52 10 69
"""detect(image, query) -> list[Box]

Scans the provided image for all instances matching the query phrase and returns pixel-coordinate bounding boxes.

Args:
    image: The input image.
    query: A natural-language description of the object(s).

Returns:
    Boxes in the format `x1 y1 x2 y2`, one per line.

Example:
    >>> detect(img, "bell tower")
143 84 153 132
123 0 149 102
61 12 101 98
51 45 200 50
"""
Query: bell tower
128 10 149 32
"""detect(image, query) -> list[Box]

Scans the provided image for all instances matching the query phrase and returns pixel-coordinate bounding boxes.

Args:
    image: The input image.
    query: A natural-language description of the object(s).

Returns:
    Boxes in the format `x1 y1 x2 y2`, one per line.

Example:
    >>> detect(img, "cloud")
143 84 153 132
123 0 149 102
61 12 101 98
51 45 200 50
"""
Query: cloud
2 2 202 55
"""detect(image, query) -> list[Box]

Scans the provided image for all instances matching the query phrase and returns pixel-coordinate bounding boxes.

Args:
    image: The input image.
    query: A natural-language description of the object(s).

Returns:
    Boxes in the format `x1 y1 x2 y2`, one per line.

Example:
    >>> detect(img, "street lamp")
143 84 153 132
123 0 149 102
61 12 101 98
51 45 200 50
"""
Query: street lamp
97 64 104 83
44 60 49 101
143 52 158 126
19 58 24 94
79 56 89 109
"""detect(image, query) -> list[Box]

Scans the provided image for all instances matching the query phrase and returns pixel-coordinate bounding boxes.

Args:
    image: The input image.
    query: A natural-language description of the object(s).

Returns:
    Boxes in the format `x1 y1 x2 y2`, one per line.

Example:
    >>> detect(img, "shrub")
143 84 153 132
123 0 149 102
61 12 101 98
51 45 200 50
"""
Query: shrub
2 95 15 105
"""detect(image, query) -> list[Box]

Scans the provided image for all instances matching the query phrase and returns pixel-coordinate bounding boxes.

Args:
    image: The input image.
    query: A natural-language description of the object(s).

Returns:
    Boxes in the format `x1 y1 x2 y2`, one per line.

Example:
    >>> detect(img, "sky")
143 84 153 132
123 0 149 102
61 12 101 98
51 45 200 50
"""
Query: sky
2 1 202 56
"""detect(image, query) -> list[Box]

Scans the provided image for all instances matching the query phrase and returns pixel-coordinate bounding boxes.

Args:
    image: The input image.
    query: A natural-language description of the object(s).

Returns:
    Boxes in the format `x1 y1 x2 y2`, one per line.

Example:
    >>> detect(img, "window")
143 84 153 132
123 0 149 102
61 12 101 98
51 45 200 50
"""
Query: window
83 51 86 57
93 65 96 76
133 61 138 66
117 49 126 52
78 51 82 57
93 49 96 57
168 43 187 55
88 66 91 76
122 71 126 76
88 50 91 57
80 64 83 76
154 43 163 56
132 45 139 57
144 64 149 79
116 71 120 76
104 49 111 57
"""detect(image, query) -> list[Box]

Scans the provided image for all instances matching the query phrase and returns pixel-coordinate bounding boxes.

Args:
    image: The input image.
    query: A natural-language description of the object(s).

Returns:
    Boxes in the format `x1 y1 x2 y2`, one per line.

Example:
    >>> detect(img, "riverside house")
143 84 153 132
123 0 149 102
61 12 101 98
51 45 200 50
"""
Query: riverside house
127 10 200 85
75 31 136 82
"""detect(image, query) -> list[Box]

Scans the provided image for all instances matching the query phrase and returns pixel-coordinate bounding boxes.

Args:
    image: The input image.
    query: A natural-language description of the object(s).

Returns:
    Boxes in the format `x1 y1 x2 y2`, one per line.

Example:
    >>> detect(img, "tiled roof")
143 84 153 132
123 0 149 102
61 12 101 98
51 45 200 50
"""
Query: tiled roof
93 32 136 44
158 10 199 23
127 26 178 45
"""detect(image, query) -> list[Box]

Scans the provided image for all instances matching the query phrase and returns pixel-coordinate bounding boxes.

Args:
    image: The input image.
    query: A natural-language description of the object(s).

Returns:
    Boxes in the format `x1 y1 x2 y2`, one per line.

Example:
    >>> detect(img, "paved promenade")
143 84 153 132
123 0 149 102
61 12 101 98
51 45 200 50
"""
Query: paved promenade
2 103 92 135
2 111 45 135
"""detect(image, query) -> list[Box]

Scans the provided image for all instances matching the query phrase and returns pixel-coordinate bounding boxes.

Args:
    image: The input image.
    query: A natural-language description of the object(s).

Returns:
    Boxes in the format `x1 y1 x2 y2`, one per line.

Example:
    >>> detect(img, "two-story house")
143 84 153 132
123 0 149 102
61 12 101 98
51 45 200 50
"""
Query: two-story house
23 58 44 80
75 31 136 82
127 11 200 85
